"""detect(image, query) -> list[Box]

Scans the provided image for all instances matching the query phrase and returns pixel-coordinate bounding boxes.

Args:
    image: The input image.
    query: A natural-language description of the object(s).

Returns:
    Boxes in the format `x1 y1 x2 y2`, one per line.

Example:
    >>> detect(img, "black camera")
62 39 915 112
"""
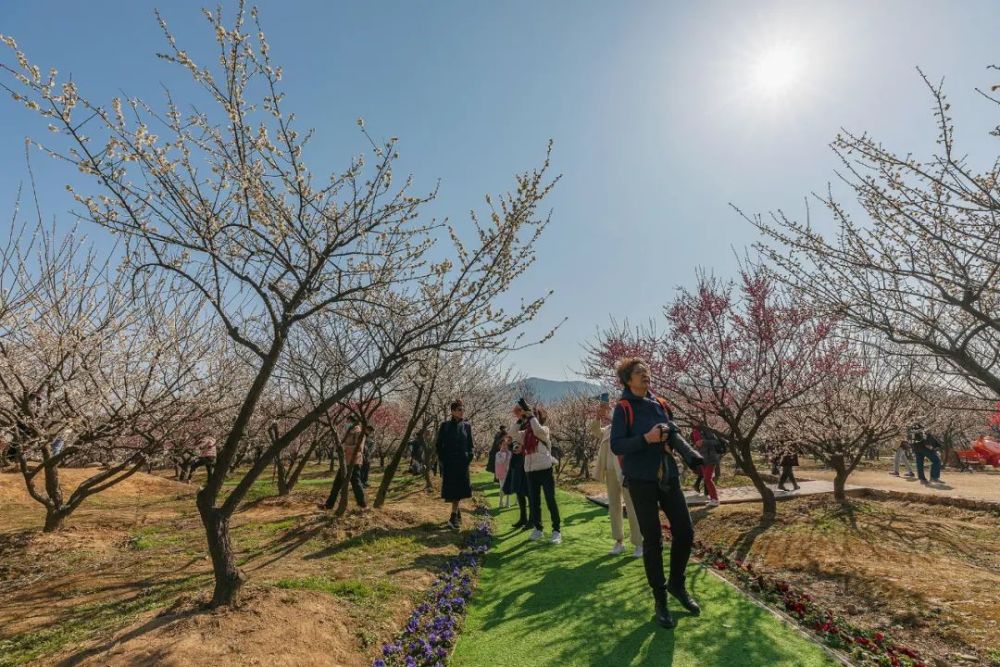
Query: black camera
517 397 531 413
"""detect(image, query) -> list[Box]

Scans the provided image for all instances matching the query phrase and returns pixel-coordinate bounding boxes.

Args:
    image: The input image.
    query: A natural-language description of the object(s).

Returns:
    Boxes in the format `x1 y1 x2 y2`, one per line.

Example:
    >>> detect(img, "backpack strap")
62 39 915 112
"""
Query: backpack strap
618 399 634 430
617 399 634 473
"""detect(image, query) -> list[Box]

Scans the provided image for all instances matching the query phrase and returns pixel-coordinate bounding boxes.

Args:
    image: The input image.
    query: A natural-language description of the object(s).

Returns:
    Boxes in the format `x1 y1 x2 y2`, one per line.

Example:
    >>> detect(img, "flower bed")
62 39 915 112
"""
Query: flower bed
693 541 926 667
374 502 493 667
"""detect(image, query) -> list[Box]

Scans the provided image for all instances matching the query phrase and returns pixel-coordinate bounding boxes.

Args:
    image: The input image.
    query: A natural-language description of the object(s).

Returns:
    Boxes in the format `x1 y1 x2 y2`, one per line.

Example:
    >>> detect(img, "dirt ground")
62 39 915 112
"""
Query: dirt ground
801 461 1000 505
691 494 1000 667
0 465 471 666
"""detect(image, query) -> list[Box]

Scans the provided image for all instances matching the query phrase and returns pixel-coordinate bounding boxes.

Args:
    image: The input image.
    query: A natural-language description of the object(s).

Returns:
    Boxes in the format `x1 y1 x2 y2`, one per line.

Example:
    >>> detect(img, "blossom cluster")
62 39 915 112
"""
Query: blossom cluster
693 541 926 667
373 505 493 667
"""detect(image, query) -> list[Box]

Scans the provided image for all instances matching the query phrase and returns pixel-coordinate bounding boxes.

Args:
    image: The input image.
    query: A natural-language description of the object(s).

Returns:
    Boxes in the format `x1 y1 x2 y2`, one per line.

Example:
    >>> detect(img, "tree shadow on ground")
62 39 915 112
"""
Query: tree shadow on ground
301 521 462 562
53 602 204 667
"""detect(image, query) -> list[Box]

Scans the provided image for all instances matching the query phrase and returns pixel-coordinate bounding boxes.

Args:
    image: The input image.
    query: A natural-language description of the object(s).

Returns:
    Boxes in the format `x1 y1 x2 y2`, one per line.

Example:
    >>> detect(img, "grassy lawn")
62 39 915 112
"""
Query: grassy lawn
452 473 836 667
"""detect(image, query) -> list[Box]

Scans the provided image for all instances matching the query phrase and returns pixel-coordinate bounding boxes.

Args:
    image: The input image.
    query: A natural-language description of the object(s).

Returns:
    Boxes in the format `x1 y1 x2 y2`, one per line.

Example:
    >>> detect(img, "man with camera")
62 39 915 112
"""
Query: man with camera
610 357 704 630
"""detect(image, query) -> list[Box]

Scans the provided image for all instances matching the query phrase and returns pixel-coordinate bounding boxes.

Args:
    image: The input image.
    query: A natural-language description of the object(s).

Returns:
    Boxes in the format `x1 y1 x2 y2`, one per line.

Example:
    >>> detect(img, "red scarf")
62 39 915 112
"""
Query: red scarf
522 421 541 456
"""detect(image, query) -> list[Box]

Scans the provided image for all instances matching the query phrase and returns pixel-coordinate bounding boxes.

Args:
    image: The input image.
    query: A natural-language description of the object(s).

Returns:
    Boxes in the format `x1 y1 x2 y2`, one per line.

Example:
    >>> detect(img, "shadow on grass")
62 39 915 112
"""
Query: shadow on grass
302 521 462 562
454 473 834 667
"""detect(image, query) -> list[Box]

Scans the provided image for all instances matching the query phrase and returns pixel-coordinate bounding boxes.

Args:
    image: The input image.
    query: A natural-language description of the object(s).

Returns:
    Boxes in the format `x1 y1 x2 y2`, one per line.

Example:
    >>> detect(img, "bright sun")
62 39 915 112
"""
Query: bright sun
750 43 802 97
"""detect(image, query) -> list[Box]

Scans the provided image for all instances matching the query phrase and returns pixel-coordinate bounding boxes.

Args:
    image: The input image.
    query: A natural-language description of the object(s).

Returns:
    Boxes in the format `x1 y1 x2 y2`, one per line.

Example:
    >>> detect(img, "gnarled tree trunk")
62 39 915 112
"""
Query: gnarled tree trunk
197 491 246 607
730 441 776 522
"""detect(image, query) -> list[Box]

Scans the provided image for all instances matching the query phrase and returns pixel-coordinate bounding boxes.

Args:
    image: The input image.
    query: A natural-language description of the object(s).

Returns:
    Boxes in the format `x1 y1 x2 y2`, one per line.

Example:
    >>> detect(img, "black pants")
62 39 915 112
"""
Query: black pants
189 456 215 479
516 491 528 523
359 460 371 487
325 465 367 509
527 468 560 532
779 465 797 488
629 478 694 604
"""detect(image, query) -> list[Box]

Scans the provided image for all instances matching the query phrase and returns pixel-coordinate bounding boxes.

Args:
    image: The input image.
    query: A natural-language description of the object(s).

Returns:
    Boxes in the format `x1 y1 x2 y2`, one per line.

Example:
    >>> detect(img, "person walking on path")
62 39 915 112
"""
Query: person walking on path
591 395 643 557
776 444 800 492
910 424 945 485
512 401 562 544
691 426 723 495
437 399 474 529
320 420 368 510
891 439 916 478
610 357 705 630
494 439 512 509
692 423 722 507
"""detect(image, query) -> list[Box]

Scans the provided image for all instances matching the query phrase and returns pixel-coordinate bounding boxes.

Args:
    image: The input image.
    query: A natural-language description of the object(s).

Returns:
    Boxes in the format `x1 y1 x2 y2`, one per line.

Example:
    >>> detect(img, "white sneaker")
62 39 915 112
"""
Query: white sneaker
529 529 543 541
550 531 562 544
610 542 625 555
707 499 720 507
633 544 643 558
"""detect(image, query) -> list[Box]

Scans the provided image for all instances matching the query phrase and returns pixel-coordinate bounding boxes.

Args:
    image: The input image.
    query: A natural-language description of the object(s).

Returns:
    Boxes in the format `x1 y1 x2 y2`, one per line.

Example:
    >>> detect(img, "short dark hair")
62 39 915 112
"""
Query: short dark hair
450 399 464 411
615 357 645 387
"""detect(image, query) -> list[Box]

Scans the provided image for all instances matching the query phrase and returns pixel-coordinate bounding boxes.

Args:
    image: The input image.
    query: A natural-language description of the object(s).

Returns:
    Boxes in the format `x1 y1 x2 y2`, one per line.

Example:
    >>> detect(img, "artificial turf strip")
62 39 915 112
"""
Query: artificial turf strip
451 473 836 667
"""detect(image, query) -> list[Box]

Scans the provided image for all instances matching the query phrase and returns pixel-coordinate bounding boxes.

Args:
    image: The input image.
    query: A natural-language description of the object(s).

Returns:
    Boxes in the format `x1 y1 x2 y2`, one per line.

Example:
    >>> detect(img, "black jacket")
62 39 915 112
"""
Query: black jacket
436 418 473 500
610 388 701 483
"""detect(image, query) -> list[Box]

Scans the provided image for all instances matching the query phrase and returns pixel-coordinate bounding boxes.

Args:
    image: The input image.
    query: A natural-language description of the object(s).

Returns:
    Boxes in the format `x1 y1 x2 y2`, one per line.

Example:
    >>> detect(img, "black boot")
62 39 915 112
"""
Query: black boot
667 581 701 616
448 512 459 529
654 600 675 629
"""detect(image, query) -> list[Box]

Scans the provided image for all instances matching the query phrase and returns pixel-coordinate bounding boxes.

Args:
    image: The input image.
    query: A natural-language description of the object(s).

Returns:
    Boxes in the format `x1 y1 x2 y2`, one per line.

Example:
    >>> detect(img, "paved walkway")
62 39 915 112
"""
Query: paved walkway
801 467 1000 505
586 479 864 510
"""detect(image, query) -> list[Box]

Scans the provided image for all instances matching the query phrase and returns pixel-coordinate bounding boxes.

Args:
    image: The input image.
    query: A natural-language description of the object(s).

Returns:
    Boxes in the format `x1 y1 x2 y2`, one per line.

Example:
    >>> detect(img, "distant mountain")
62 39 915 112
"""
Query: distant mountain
515 377 604 404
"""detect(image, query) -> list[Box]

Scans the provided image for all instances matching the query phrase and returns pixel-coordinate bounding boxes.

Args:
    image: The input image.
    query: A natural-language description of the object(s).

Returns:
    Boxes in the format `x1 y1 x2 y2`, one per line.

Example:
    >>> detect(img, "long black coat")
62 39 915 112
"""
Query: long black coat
502 451 528 496
436 418 473 501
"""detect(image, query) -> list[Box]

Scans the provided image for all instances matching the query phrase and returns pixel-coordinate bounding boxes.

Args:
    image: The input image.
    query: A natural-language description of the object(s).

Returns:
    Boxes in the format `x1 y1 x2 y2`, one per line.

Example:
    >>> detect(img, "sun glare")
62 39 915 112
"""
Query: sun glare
750 43 802 98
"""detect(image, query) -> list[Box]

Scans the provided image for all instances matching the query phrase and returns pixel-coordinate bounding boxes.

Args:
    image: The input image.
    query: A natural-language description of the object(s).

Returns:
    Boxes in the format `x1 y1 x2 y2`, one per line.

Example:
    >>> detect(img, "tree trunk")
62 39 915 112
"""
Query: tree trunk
43 506 67 532
831 455 849 503
275 457 291 496
198 491 245 608
375 408 426 508
731 442 776 522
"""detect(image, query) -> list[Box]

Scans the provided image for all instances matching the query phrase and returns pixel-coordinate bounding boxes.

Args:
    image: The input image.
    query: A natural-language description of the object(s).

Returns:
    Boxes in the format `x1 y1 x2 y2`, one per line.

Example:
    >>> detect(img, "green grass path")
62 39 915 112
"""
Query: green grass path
452 474 836 667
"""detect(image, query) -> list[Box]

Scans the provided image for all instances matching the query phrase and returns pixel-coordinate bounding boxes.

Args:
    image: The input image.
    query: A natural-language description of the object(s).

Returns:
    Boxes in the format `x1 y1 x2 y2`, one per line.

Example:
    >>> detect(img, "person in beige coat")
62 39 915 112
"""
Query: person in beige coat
591 398 642 557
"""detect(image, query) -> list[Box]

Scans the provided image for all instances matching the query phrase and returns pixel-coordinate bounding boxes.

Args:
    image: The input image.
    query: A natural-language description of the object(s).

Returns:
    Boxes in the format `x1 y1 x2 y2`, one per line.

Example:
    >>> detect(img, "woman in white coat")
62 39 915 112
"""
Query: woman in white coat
591 398 642 557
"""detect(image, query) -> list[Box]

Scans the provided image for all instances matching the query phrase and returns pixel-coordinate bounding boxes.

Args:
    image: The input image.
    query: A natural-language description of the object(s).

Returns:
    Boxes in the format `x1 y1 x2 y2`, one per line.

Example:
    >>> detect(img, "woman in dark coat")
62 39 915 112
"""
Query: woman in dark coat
502 413 530 529
436 399 474 529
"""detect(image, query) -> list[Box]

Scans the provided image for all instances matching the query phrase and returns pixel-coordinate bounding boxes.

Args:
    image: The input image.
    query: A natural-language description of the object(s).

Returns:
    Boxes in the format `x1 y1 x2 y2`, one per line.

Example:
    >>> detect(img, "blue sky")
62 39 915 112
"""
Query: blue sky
3 1 1000 380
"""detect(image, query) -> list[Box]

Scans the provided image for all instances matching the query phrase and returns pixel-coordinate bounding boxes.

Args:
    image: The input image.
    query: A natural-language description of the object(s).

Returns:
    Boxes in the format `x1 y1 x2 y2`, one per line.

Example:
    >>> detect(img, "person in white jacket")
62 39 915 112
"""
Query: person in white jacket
510 403 562 544
591 399 643 557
